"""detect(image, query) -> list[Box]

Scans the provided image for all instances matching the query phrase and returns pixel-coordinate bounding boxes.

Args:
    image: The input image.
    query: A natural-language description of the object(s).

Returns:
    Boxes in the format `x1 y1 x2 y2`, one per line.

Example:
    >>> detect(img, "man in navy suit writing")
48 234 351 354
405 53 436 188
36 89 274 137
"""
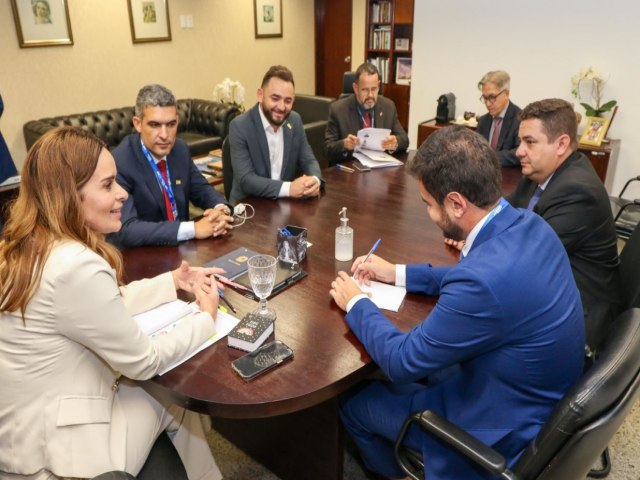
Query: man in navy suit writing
330 126 584 479
109 84 233 248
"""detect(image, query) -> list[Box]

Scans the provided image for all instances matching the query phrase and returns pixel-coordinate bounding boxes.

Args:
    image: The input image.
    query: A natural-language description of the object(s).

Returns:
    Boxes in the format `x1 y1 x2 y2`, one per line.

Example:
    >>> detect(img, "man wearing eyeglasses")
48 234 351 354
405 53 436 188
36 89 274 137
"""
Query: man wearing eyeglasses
476 70 521 166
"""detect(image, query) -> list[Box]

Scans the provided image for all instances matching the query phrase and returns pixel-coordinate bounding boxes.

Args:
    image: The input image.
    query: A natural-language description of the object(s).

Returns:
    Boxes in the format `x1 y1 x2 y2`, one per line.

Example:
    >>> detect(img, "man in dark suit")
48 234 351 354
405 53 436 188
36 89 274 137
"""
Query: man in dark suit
228 65 323 204
0 94 18 185
324 62 409 165
509 98 622 352
330 126 584 480
109 84 233 248
476 70 521 166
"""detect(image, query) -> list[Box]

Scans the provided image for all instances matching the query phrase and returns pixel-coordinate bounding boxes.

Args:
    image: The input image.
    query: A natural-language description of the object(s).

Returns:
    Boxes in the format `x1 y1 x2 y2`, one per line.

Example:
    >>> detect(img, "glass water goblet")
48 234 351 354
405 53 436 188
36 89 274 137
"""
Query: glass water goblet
247 254 278 321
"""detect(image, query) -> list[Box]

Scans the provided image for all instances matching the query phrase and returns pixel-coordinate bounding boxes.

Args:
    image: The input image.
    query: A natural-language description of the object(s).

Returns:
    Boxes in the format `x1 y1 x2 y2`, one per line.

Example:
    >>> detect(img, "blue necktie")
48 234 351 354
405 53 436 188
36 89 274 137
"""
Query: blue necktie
527 186 544 210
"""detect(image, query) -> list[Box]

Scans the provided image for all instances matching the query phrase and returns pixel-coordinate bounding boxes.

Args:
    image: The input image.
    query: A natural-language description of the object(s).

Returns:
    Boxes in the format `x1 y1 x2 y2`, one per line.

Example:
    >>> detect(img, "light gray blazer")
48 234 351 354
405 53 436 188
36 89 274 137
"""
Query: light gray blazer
0 241 214 478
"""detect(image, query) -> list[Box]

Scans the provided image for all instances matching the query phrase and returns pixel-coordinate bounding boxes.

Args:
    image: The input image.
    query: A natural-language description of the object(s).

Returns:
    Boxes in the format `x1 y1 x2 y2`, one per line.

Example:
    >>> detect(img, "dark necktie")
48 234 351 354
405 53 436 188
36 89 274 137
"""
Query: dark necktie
157 159 175 221
527 186 544 210
362 110 372 129
490 117 502 150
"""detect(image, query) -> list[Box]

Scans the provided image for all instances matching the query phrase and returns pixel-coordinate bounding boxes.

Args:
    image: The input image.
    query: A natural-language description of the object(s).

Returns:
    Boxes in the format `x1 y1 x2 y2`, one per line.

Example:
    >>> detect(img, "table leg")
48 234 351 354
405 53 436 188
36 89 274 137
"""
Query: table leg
211 397 344 480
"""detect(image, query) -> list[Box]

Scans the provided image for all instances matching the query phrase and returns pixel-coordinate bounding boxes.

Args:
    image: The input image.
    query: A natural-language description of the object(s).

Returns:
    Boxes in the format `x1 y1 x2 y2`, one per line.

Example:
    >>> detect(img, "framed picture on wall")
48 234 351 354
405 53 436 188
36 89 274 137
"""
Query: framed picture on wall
395 57 412 85
579 116 610 147
10 0 73 48
127 0 172 43
254 0 282 38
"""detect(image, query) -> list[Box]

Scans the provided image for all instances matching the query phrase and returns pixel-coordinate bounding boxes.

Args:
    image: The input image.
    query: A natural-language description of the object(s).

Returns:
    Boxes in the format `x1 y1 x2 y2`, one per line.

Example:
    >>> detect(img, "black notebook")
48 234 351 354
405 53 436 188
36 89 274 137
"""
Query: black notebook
234 260 307 300
203 247 259 280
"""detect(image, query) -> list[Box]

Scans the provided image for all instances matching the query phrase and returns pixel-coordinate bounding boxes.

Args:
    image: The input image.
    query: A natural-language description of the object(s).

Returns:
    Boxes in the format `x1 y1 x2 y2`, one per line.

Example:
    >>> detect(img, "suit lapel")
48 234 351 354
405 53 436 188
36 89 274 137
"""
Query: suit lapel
349 97 361 133
282 119 293 177
251 105 272 176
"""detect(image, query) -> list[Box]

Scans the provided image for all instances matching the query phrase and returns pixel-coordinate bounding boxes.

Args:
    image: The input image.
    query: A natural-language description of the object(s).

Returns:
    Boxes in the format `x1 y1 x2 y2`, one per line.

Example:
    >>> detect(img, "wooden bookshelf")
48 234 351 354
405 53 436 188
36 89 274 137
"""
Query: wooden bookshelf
365 0 414 129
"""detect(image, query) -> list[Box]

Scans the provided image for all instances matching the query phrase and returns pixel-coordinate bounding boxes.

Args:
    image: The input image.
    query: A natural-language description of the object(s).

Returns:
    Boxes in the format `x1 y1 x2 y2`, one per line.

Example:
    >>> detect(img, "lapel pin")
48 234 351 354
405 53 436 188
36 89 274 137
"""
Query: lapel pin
176 179 182 185
287 122 292 130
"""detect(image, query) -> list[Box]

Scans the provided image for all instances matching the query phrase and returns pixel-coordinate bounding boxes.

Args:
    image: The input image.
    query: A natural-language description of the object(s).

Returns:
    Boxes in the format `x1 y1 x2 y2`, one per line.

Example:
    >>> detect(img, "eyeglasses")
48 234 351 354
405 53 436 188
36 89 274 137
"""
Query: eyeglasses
480 90 506 105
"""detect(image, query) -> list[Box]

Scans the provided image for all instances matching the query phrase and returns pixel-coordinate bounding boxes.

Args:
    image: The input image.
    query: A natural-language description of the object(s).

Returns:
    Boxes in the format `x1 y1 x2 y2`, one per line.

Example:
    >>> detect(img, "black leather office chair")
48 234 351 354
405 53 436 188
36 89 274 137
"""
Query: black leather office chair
619 222 640 310
609 175 640 240
340 71 357 99
90 431 188 480
222 136 233 200
394 308 640 480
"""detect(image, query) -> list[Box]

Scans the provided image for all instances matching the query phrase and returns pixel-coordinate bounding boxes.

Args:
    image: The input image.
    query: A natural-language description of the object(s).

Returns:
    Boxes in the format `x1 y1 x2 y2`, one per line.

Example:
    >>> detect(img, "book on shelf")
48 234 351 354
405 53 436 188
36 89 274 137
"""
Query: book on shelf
133 299 240 375
227 313 274 352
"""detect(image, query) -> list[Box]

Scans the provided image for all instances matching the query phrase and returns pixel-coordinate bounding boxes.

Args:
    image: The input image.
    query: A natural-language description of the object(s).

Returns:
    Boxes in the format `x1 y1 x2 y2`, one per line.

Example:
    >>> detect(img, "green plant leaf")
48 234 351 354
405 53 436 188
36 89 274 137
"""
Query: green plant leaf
581 103 597 117
599 100 617 112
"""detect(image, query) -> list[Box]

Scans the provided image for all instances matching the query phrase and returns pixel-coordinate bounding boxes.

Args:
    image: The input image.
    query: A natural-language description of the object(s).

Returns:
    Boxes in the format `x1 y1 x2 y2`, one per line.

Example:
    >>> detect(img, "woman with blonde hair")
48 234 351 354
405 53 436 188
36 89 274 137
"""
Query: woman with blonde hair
0 127 223 479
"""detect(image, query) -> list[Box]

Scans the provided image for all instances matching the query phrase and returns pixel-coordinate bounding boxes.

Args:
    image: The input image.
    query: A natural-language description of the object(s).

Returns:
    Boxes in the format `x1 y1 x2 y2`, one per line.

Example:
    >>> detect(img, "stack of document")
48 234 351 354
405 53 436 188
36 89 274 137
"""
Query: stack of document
353 128 403 168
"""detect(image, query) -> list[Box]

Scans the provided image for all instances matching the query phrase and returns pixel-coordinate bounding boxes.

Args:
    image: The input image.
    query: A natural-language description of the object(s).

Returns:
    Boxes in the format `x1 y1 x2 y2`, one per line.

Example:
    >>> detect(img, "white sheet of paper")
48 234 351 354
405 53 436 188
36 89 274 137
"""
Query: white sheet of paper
353 151 403 169
357 127 391 151
352 278 407 312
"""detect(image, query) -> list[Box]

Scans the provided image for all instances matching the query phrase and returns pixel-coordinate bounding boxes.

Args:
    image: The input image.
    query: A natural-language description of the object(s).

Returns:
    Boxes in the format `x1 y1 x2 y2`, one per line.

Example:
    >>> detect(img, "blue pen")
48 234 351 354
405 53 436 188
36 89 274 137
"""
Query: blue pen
336 163 355 173
218 289 237 313
356 238 381 274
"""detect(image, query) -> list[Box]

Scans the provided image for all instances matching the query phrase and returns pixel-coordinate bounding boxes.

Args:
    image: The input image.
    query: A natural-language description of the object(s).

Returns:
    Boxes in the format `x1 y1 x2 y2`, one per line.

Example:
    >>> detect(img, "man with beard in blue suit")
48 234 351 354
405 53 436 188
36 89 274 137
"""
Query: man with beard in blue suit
330 126 584 480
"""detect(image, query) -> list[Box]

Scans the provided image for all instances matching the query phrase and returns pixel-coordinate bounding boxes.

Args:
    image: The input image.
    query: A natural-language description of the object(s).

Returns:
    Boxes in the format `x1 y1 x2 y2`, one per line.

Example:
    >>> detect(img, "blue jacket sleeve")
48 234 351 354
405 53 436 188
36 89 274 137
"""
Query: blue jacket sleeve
346 268 505 383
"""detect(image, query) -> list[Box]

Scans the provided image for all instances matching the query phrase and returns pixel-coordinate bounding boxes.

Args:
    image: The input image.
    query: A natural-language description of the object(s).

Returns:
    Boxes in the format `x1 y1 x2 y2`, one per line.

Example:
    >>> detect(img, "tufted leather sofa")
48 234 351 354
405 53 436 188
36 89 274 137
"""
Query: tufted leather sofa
23 99 240 157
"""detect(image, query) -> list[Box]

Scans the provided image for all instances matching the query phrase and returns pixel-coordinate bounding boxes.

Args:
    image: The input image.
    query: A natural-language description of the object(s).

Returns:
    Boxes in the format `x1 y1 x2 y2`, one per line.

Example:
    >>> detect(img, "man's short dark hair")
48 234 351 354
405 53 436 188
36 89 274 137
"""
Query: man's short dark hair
261 65 295 88
520 98 578 149
406 125 502 209
355 62 380 84
135 84 176 117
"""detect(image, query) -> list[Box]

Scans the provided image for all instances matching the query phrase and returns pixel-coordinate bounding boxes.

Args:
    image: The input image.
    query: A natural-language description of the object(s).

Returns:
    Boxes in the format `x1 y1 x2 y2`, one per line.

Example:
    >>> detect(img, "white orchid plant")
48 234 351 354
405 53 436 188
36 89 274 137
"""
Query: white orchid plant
213 78 245 112
571 66 616 117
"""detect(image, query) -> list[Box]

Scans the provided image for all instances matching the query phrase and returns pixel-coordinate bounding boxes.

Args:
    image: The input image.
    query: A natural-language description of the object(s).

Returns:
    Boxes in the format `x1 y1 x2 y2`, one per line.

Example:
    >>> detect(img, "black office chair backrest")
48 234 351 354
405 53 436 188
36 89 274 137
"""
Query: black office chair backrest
340 71 357 99
222 136 233 200
513 308 640 479
619 223 640 309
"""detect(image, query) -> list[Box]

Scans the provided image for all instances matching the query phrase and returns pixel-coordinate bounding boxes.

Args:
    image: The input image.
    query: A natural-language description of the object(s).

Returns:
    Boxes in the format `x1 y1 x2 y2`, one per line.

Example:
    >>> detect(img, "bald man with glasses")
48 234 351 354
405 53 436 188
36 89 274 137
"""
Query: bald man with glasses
476 70 521 166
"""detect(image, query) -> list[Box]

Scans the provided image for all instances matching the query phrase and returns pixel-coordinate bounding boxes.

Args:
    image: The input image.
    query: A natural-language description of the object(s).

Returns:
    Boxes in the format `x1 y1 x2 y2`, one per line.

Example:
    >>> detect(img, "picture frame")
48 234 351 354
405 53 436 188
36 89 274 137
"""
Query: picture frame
579 116 610 147
127 0 171 44
10 0 73 48
395 57 412 85
394 38 410 51
254 0 282 39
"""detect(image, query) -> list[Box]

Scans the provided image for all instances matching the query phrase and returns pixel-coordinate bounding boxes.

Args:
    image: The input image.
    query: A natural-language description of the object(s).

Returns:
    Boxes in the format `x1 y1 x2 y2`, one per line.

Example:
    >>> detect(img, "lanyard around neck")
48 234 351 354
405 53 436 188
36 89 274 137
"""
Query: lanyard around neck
357 106 375 128
140 140 178 221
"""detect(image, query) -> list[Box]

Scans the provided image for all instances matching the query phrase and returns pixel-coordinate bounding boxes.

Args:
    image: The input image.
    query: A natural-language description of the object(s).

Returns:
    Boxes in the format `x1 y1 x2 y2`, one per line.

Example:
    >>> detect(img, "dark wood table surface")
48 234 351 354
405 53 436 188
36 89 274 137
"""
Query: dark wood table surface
121 158 522 480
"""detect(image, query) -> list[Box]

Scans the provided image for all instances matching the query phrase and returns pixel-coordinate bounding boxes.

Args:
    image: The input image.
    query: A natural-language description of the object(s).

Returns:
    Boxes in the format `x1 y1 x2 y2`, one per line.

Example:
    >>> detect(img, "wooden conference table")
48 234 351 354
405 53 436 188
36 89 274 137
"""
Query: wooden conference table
122 159 522 480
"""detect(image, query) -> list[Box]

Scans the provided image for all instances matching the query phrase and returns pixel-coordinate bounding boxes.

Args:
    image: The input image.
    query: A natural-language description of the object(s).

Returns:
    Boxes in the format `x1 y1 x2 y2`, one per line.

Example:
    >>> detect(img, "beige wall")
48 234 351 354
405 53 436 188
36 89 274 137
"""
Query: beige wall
0 0 316 169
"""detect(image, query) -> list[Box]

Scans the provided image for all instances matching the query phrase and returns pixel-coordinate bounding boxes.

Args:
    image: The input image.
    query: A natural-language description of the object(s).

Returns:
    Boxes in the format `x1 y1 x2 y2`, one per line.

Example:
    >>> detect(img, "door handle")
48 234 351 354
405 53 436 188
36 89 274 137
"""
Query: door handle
344 56 351 63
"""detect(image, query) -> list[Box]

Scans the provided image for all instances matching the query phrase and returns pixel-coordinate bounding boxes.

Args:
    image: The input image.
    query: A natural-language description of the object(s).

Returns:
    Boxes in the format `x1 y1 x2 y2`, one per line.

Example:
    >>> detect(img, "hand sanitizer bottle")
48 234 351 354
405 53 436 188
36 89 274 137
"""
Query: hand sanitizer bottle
335 207 354 261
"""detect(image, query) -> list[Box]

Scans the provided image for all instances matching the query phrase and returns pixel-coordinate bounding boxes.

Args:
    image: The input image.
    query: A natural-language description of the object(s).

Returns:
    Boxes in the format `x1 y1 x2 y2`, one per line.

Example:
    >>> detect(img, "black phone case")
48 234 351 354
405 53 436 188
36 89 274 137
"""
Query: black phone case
231 340 293 381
